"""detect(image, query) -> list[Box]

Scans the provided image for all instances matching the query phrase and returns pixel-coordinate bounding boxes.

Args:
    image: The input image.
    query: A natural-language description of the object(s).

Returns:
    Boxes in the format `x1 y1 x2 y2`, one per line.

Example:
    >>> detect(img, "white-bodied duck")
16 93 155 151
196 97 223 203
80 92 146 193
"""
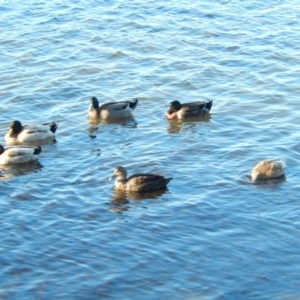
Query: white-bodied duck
5 120 58 144
88 96 138 119
0 144 42 164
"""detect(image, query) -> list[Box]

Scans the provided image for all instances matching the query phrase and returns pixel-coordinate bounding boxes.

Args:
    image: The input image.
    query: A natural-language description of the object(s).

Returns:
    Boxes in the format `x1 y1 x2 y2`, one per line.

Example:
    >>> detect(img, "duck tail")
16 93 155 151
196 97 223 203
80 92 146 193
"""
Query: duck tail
205 99 213 111
129 98 138 110
49 122 58 133
42 122 58 133
33 146 42 155
165 177 173 185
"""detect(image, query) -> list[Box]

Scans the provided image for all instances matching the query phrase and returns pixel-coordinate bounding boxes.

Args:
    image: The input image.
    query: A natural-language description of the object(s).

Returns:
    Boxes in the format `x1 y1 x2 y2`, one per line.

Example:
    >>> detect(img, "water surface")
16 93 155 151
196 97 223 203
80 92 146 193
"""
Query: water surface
1 1 300 299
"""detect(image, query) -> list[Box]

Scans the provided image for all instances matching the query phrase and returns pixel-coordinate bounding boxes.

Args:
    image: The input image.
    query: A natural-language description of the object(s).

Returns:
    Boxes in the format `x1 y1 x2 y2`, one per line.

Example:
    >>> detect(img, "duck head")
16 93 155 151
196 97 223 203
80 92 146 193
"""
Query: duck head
168 100 182 113
89 97 100 110
8 120 23 137
110 166 127 180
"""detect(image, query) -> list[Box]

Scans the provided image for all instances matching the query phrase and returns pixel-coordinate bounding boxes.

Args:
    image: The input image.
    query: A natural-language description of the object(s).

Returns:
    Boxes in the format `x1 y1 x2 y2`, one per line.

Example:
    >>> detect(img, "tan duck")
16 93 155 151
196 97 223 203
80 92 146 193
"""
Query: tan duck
5 120 58 144
0 144 42 164
165 99 213 120
88 96 138 119
251 159 286 181
110 166 173 192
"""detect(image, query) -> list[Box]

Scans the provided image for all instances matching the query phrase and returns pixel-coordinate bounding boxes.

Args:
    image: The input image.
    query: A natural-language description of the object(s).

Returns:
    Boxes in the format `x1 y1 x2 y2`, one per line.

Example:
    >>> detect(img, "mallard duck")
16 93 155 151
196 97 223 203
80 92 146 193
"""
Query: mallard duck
88 96 138 119
110 166 173 192
165 99 213 120
251 159 286 181
0 144 42 164
5 120 58 144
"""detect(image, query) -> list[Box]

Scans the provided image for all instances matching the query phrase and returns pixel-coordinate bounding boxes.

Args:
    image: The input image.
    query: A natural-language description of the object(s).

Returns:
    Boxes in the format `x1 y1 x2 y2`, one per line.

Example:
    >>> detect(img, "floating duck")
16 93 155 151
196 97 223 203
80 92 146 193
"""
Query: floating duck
5 120 58 144
251 159 286 181
0 144 42 164
88 96 138 119
165 99 213 120
110 166 173 192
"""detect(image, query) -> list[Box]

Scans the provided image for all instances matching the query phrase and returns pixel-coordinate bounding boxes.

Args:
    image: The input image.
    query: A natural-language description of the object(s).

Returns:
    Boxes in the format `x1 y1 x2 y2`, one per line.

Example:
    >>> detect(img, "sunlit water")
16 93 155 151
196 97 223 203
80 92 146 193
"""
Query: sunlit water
1 0 300 299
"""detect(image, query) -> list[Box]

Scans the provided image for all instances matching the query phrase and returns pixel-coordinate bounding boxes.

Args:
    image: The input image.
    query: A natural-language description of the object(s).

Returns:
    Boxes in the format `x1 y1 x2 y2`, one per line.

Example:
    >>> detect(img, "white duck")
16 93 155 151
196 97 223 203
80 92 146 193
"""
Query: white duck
5 120 58 144
88 96 138 119
251 159 286 181
0 144 42 164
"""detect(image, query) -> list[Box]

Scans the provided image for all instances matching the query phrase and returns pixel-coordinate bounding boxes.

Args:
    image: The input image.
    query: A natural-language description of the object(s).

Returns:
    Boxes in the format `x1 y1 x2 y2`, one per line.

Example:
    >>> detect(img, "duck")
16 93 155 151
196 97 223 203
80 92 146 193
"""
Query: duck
0 144 42 164
88 96 138 119
5 120 58 144
251 159 286 181
110 166 173 192
165 99 213 120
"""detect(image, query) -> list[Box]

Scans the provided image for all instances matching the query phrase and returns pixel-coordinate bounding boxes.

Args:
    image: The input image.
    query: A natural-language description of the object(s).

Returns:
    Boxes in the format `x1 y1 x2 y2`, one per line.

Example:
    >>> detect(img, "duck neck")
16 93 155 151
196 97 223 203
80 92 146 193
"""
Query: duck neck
117 174 127 182
116 169 127 182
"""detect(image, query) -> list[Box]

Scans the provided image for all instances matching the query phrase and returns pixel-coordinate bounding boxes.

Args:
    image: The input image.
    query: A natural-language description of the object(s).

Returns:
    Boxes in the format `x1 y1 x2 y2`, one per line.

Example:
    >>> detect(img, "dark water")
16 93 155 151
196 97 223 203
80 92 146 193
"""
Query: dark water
1 0 300 299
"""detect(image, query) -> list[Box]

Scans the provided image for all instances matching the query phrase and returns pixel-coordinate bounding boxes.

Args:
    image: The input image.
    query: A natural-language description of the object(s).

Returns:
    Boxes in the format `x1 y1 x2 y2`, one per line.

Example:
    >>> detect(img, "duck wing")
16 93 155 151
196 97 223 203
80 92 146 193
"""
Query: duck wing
5 146 41 157
100 99 138 112
181 100 213 116
23 124 53 134
126 173 172 192
100 101 130 111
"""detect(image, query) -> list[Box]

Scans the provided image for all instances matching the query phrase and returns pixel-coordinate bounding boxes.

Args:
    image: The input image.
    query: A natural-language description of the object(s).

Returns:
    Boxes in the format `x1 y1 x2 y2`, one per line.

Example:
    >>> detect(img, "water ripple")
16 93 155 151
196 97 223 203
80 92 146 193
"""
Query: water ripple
1 0 300 299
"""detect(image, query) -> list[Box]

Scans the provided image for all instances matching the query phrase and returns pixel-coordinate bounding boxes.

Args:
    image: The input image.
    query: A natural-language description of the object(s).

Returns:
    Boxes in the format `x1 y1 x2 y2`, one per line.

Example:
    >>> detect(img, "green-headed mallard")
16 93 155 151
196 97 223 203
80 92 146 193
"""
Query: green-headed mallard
88 96 138 119
5 120 58 144
251 159 286 181
110 166 173 192
0 144 42 164
165 99 213 120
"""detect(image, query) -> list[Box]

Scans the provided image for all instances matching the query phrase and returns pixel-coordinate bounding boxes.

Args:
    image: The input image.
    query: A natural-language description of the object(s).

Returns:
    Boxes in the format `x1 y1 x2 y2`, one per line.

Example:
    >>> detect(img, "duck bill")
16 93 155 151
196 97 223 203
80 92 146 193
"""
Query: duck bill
88 103 94 111
167 108 176 114
8 129 15 137
109 174 116 180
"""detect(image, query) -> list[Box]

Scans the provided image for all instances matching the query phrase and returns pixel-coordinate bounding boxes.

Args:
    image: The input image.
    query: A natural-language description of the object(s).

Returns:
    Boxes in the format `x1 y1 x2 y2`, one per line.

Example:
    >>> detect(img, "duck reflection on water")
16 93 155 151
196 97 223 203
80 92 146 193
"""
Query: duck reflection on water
89 116 138 127
167 113 211 134
88 117 138 138
0 161 43 181
110 188 170 214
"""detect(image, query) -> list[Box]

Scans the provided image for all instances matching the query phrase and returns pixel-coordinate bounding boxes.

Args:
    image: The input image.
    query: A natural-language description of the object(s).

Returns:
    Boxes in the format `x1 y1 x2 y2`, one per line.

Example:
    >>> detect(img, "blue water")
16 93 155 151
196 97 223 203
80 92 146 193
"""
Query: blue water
1 1 300 299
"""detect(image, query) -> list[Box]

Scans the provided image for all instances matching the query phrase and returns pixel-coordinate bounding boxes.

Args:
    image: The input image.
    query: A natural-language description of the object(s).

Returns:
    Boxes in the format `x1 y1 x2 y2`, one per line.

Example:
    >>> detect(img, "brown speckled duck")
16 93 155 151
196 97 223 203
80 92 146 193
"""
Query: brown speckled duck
251 159 286 181
165 99 213 120
110 166 173 192
88 97 138 119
